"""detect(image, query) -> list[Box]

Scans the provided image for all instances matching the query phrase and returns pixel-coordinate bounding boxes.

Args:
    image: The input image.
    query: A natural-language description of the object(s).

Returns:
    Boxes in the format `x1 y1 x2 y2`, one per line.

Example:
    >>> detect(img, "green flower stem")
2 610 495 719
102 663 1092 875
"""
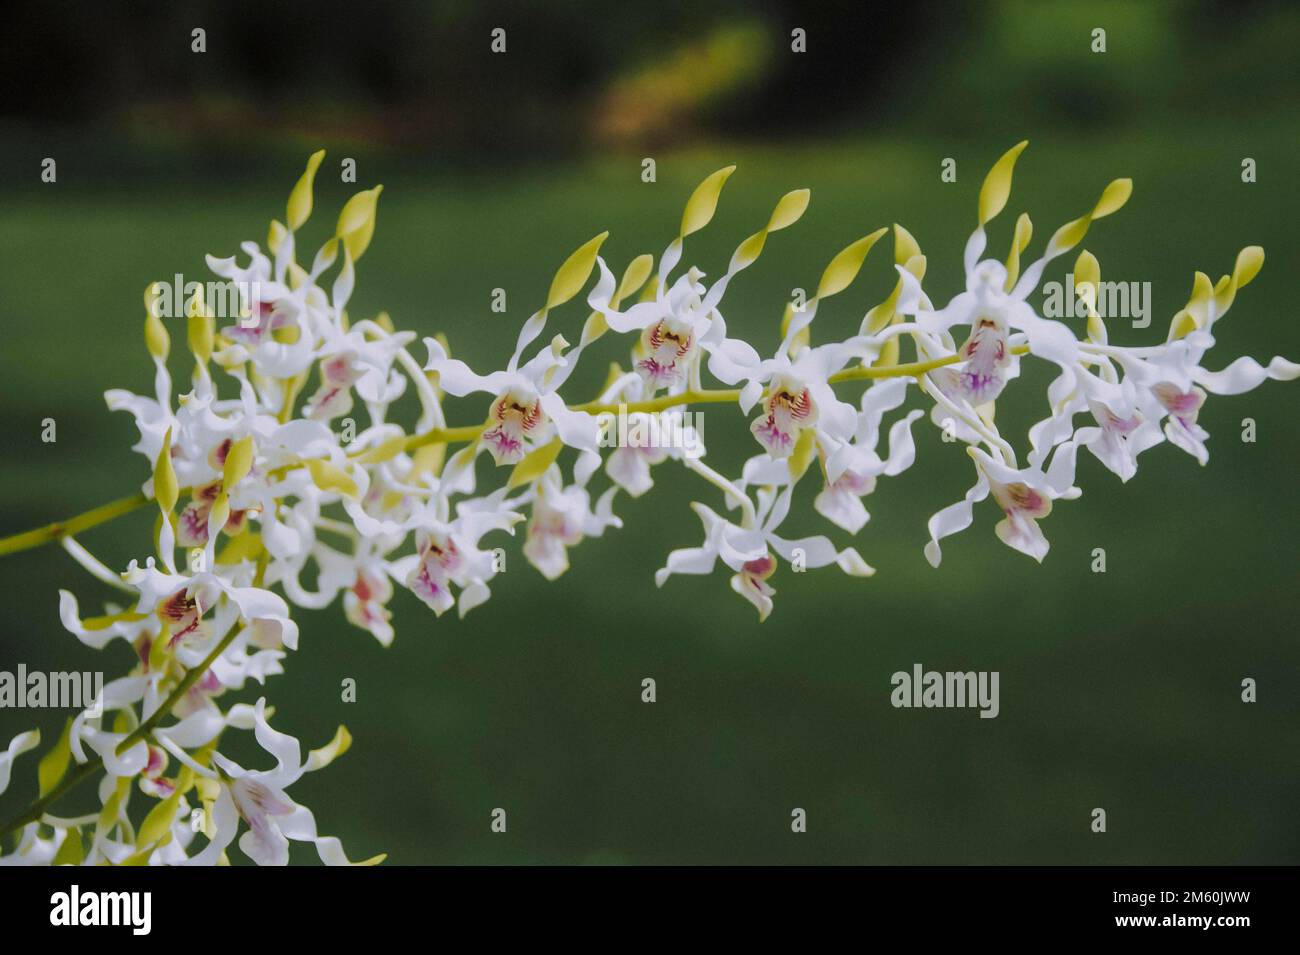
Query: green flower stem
0 492 149 558
115 626 246 757
0 759 102 841
0 348 1018 556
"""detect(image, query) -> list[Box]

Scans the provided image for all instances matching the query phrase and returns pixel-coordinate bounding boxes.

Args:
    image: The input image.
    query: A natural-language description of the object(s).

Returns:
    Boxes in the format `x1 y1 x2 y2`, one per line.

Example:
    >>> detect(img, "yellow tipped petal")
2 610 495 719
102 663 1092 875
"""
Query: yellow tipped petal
305 725 353 772
978 140 1029 226
1003 213 1034 291
313 236 340 273
1168 309 1199 341
52 828 84 866
728 188 812 277
893 223 921 265
1047 178 1134 258
1233 246 1264 288
733 230 767 268
208 496 232 534
80 609 149 631
579 312 609 347
38 720 70 797
184 288 209 362
507 437 563 489
305 459 360 498
144 281 163 315
95 774 131 837
337 185 383 261
902 252 926 280
1188 271 1214 314
148 622 172 671
788 427 818 483
862 236 925 337
1092 178 1132 219
410 442 446 481
268 219 288 257
222 435 255 487
545 232 609 310
1074 249 1104 340
680 165 736 237
154 428 179 514
1074 249 1100 294
1211 245 1265 318
287 149 326 231
185 286 206 319
187 312 214 365
875 334 901 368
767 188 810 231
815 227 888 300
1086 313 1108 345
617 254 655 303
285 261 309 294
144 291 170 361
215 530 264 566
137 788 182 849
1168 271 1216 339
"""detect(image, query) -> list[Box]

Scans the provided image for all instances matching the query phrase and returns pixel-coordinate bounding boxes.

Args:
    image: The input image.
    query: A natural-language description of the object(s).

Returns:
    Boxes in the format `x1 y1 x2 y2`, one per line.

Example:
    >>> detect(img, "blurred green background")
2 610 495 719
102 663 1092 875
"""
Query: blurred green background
1 0 1297 864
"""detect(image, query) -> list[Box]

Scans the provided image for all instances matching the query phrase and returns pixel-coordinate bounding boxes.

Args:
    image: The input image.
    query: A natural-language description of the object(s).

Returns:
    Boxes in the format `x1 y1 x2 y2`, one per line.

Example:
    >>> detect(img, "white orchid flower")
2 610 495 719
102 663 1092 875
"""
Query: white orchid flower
815 380 925 533
122 558 300 651
712 337 876 458
591 170 814 398
304 320 416 422
656 483 874 621
185 700 381 866
925 445 1084 567
896 143 1131 425
1028 365 1165 483
205 241 322 380
1028 246 1297 472
603 408 704 497
389 499 522 618
424 334 599 466
593 259 715 390
1109 330 1298 466
521 466 621 580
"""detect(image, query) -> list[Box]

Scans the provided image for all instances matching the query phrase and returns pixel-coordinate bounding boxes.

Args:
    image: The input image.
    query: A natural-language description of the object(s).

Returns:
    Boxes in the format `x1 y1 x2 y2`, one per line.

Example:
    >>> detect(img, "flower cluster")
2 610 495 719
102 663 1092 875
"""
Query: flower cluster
1 144 1294 864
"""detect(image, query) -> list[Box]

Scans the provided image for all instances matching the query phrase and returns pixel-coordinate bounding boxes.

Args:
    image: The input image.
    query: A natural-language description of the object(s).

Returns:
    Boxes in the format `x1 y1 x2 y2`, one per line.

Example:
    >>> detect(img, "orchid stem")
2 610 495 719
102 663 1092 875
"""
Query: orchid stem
0 352 989 559
0 492 149 558
116 625 245 756
0 759 101 840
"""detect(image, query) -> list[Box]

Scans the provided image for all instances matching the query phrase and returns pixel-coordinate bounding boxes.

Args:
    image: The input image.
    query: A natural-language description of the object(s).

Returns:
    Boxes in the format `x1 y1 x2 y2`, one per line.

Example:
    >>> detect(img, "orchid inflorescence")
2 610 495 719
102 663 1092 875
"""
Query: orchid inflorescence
1 143 1294 865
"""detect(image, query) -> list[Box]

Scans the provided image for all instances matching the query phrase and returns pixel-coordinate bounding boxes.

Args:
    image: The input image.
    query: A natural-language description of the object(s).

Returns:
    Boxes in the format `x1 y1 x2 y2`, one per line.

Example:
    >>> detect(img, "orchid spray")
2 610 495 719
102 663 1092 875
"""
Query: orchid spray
0 144 1294 864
